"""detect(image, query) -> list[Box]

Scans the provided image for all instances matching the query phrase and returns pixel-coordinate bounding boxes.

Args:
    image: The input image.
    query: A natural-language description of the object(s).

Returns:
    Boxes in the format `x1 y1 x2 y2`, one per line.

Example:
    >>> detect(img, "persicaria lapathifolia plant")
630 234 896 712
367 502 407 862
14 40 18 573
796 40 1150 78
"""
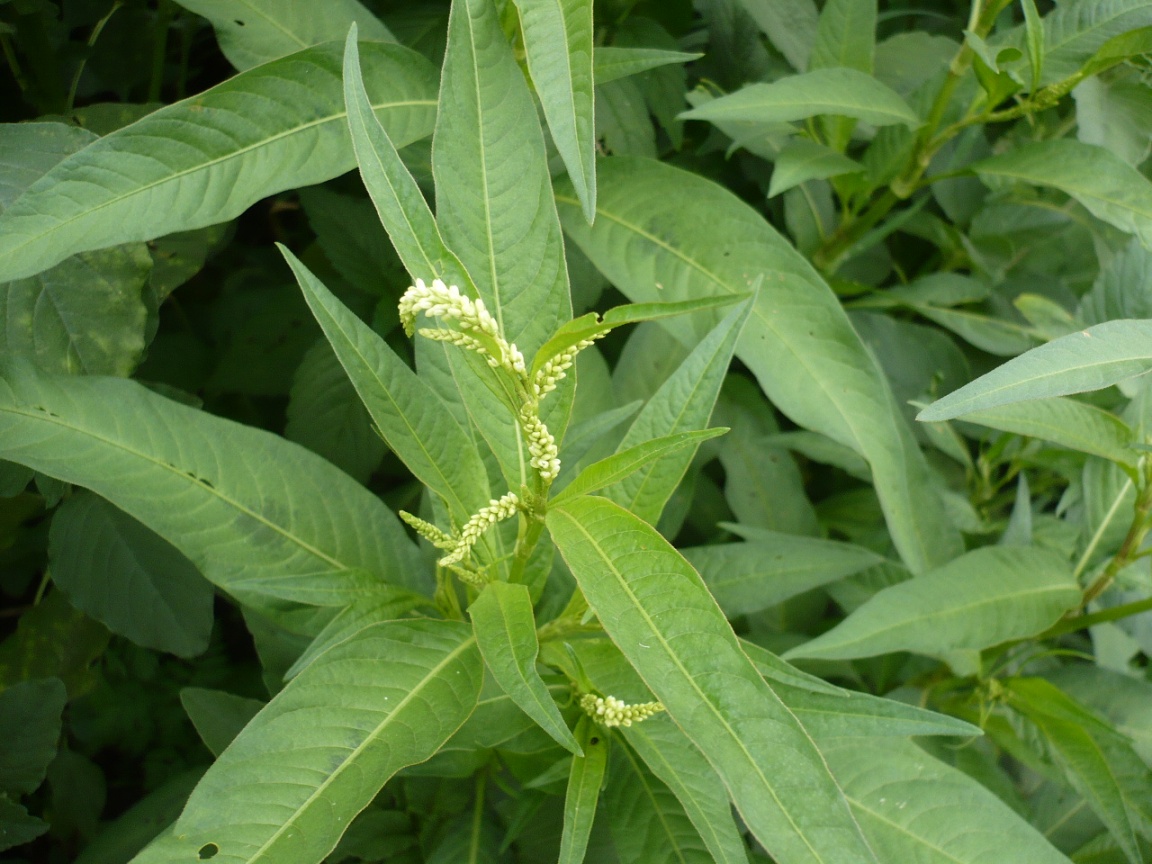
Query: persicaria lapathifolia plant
2 1 1152 863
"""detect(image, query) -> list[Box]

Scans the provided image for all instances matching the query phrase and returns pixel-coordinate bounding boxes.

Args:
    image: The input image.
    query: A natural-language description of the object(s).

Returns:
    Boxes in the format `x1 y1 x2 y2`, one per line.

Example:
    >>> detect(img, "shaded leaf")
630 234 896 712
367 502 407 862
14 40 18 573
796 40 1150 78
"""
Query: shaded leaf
0 677 67 794
560 716 608 864
594 46 702 85
49 492 214 657
179 688 264 758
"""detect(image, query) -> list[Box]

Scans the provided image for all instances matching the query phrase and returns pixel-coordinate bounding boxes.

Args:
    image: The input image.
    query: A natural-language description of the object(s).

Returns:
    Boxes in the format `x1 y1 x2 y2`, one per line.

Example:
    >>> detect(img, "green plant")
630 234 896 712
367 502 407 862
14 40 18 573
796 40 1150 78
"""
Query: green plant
3 0 1152 862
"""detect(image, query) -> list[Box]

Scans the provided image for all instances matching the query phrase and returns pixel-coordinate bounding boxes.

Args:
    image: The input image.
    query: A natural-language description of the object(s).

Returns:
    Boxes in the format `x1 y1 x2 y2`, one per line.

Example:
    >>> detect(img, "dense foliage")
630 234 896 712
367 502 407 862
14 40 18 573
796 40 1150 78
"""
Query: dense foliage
3 0 1152 862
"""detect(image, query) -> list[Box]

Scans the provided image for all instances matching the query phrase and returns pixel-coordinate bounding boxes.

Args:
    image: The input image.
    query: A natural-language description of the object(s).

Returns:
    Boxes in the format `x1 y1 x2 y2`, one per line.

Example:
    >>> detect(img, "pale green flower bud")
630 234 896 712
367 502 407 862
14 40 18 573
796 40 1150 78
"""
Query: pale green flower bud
399 510 456 550
519 408 560 481
579 693 665 728
438 491 521 568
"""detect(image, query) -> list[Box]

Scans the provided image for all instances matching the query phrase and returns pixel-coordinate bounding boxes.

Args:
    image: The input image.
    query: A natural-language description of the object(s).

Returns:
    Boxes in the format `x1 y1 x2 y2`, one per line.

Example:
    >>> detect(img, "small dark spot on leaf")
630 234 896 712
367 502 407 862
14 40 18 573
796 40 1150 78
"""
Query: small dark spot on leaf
589 736 600 745
234 19 245 26
198 843 219 860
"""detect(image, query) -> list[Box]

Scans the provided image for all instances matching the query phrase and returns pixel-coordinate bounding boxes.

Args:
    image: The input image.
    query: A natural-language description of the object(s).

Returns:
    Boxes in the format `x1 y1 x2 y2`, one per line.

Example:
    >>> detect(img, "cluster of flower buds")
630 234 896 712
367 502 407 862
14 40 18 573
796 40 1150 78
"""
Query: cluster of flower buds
437 491 521 568
399 279 526 376
579 693 665 728
532 337 597 401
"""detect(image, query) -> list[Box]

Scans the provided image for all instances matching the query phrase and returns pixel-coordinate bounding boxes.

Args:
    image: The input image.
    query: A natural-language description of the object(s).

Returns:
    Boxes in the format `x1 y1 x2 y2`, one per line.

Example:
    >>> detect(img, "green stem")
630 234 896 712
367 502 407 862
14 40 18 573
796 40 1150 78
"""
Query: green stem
1040 596 1152 640
148 0 174 104
1082 477 1152 606
0 32 30 97
67 0 124 111
507 512 545 585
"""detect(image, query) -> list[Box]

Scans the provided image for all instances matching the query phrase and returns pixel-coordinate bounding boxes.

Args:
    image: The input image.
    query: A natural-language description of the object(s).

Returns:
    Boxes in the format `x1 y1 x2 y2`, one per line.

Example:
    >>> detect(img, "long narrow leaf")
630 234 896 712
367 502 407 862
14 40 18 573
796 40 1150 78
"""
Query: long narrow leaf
548 496 877 864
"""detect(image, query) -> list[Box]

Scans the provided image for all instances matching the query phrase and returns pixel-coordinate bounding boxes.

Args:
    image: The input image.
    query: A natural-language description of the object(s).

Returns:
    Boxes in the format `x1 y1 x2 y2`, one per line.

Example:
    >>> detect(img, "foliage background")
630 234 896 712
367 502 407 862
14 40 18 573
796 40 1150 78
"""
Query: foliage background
2 0 1152 862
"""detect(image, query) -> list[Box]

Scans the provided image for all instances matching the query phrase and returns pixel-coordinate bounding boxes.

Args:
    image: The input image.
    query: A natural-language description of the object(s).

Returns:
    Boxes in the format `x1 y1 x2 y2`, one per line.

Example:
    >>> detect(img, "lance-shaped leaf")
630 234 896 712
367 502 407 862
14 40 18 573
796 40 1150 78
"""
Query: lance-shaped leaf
594 46 703 85
682 533 885 617
955 397 1138 471
973 140 1152 250
824 738 1076 864
281 247 492 520
558 157 961 574
470 582 581 755
785 546 1081 662
918 320 1152 421
531 294 744 379
180 688 265 758
341 32 475 293
0 42 437 282
548 496 877 864
605 301 751 525
129 620 482 864
0 361 424 602
49 492 214 658
560 716 608 864
173 0 394 71
512 0 596 222
809 0 875 73
433 0 571 359
1006 677 1152 864
553 428 727 506
606 742 715 864
680 69 919 129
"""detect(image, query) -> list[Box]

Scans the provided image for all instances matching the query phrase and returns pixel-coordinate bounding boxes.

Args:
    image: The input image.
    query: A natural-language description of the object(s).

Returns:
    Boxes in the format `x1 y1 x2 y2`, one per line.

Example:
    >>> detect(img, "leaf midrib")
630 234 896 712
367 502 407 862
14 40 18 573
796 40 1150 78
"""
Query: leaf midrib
1 402 348 573
0 85 434 264
247 633 478 862
553 504 831 863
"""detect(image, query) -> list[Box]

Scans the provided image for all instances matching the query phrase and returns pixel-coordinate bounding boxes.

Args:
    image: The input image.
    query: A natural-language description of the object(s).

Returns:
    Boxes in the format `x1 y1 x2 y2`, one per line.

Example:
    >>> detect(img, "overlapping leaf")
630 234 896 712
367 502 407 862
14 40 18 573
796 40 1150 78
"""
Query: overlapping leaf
558 156 961 574
0 361 424 603
129 620 482 864
548 496 877 864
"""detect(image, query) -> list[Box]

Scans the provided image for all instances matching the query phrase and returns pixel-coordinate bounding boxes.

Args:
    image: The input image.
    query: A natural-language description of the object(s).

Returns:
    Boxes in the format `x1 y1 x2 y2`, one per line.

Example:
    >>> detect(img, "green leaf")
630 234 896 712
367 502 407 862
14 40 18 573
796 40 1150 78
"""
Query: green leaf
548 496 876 864
281 247 493 522
559 715 608 864
553 428 727 507
341 32 475 293
284 590 432 679
0 796 48 853
1007 678 1152 864
0 243 152 376
825 738 1076 863
680 69 919 129
735 0 819 71
0 122 97 210
1022 0 1045 91
512 0 596 223
1082 25 1152 77
0 361 424 605
918 320 1152 421
49 492 214 657
561 639 750 864
973 140 1152 250
0 592 109 698
285 340 387 485
0 677 67 794
558 156 961 575
469 581 581 755
769 139 863 198
785 546 1081 662
179 688 264 757
604 301 751 525
681 533 885 617
73 771 203 864
531 294 744 379
130 620 482 864
173 0 394 71
1029 0 1152 84
433 0 570 359
606 743 714 864
593 46 703 85
955 397 1138 470
774 683 980 740
809 0 875 73
0 42 438 282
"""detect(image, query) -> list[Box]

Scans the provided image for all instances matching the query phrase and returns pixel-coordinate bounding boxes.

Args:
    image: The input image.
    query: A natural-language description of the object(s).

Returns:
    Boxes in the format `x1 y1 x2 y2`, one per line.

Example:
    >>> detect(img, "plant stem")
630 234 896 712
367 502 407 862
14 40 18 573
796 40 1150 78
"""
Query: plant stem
1041 596 1152 640
148 0 174 104
1082 477 1152 605
67 0 125 111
